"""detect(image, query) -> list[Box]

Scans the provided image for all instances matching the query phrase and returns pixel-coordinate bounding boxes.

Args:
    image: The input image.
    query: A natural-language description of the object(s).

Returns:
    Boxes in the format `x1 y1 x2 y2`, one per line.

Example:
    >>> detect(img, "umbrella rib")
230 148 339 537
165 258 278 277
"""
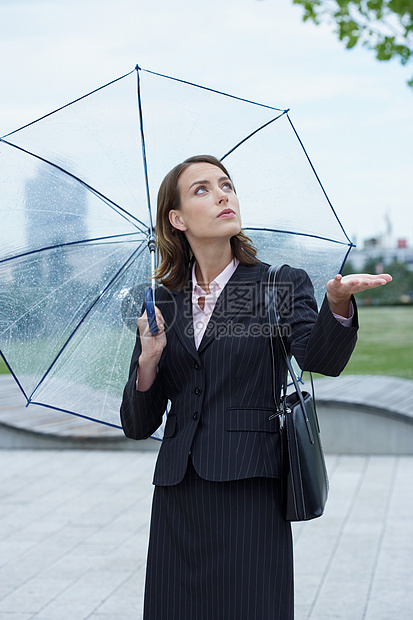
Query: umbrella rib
137 65 287 113
220 111 289 161
0 137 148 233
136 66 154 231
1 69 136 139
0 232 148 265
339 245 356 274
244 227 355 247
285 113 353 245
26 242 148 404
26 401 123 429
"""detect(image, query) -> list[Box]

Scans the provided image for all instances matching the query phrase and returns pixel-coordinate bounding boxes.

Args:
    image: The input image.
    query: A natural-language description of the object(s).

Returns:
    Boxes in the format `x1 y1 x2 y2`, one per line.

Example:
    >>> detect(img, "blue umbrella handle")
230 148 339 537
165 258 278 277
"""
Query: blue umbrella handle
144 287 159 335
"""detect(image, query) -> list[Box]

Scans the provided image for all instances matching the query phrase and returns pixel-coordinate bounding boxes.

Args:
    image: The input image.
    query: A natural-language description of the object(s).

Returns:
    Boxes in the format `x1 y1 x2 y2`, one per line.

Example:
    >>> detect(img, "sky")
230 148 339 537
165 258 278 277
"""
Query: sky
0 0 412 249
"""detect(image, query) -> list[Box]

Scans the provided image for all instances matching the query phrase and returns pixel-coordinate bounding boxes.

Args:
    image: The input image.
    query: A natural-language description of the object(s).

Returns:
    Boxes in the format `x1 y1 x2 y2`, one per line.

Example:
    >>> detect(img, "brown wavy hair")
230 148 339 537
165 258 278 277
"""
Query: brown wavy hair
155 155 258 290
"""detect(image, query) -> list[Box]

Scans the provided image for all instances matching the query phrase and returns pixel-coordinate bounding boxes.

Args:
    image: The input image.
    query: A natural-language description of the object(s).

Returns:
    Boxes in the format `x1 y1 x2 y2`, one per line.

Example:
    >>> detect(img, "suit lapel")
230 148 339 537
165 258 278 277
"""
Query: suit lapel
169 281 201 363
198 262 265 355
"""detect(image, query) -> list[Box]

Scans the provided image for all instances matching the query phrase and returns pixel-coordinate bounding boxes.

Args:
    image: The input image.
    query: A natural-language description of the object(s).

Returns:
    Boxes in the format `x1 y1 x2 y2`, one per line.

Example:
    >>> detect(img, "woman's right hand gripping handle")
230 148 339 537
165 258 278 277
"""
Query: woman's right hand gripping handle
136 307 167 392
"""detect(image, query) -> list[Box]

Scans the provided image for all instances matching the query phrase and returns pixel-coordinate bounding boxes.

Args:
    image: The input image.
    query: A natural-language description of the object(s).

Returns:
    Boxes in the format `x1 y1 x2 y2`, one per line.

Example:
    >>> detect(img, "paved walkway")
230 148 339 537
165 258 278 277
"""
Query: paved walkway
0 448 411 619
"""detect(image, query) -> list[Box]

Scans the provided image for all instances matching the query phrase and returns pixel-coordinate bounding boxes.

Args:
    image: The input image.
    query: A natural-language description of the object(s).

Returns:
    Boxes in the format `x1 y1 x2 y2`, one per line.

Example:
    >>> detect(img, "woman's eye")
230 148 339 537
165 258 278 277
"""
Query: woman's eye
195 186 207 195
222 182 233 190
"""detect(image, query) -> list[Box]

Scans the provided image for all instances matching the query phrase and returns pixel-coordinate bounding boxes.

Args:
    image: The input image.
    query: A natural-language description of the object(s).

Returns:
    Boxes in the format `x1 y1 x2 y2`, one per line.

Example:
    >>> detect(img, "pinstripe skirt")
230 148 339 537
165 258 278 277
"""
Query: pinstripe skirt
143 458 293 620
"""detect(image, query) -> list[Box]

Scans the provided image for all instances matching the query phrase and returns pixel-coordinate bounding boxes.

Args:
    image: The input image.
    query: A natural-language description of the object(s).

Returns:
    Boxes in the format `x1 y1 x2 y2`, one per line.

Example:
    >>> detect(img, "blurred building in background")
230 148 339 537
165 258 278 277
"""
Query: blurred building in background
350 210 413 272
350 238 413 272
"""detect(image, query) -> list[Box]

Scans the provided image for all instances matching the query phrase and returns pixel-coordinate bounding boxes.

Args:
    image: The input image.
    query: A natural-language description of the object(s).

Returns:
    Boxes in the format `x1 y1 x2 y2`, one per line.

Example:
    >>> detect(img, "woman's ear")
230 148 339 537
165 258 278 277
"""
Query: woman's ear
169 210 187 232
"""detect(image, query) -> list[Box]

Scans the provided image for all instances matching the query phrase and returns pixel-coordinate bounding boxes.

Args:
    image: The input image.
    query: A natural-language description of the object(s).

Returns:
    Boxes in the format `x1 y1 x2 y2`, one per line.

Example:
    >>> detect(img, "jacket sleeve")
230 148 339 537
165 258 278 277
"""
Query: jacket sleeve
120 330 168 440
280 266 358 376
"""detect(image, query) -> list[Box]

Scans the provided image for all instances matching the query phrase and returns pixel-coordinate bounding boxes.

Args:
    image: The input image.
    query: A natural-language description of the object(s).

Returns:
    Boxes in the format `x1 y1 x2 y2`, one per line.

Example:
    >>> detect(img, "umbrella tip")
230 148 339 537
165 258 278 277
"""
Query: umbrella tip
135 64 141 71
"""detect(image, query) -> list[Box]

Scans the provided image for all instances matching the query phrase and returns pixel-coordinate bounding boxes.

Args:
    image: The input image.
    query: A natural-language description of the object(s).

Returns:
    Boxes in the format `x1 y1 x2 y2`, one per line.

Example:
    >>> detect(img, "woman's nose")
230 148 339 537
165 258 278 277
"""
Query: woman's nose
216 189 228 204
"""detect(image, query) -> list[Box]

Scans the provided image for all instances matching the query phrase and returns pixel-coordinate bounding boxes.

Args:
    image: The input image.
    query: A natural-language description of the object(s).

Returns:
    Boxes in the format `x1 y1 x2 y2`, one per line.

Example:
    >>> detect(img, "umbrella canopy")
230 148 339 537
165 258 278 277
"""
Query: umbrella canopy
0 65 354 429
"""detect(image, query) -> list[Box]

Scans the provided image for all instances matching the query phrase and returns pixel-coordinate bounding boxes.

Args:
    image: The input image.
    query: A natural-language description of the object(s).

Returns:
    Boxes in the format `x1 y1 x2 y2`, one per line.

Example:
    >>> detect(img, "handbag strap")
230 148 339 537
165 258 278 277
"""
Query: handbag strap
266 264 284 415
266 265 316 443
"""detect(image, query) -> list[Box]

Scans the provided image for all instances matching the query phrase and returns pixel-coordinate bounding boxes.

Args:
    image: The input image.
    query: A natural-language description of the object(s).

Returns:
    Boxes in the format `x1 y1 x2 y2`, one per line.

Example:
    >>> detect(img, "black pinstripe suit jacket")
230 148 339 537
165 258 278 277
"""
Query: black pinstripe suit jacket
120 262 358 486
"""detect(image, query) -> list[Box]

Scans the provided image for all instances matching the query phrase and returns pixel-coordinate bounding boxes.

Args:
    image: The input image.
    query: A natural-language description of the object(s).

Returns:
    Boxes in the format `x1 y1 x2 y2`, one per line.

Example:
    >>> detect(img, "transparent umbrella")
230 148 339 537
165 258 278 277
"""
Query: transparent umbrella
0 65 354 431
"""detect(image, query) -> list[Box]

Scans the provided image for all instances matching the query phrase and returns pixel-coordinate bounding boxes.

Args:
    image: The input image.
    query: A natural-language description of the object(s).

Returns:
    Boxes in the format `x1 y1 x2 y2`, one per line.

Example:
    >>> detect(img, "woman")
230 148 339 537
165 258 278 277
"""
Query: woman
120 155 391 619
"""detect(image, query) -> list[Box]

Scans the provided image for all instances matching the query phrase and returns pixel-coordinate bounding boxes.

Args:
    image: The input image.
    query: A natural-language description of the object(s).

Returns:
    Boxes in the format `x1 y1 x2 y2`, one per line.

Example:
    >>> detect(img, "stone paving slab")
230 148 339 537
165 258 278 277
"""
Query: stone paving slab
0 449 412 619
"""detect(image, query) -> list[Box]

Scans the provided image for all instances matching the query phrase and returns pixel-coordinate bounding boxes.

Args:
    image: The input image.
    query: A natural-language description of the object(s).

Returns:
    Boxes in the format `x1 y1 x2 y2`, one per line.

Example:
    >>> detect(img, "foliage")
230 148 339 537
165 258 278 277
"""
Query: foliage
342 257 413 304
293 0 413 88
362 258 412 304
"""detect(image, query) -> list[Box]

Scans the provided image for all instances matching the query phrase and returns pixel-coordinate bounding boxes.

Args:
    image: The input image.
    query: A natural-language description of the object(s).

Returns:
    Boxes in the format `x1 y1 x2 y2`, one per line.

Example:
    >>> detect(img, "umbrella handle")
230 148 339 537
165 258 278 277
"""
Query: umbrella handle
145 287 159 335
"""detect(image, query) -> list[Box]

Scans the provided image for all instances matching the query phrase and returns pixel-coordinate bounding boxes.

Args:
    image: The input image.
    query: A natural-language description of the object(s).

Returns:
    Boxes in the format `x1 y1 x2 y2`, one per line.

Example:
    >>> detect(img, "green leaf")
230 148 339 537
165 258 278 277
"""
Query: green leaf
376 36 397 59
291 0 413 88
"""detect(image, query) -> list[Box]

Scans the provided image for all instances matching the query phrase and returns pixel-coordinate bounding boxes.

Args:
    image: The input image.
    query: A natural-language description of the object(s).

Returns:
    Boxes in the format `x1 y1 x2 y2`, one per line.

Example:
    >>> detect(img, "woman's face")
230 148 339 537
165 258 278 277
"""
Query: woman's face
169 163 242 245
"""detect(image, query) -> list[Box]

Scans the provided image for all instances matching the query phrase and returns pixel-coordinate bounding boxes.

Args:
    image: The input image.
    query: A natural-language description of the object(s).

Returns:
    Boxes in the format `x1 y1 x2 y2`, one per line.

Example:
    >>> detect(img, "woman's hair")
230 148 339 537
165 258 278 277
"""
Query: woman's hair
155 154 258 290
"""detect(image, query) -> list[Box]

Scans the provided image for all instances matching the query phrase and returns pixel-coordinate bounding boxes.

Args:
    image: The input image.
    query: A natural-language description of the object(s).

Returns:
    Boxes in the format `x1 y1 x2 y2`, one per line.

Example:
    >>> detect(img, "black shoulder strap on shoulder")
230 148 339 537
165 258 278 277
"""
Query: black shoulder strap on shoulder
266 264 317 429
266 264 288 413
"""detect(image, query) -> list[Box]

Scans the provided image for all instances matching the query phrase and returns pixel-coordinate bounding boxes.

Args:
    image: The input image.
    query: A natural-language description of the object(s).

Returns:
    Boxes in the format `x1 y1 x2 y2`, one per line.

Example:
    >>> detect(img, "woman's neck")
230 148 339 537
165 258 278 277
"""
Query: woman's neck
192 241 234 293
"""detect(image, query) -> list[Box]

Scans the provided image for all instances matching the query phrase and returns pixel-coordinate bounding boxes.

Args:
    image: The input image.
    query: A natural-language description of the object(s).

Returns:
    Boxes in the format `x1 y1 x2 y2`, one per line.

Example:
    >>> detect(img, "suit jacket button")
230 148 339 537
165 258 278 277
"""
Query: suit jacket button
194 387 202 396
194 362 201 370
193 412 199 420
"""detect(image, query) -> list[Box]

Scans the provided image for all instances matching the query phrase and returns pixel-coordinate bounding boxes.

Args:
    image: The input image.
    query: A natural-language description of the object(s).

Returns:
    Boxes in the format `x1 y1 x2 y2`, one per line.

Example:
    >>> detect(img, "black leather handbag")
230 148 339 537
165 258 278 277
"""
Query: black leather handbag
267 265 329 522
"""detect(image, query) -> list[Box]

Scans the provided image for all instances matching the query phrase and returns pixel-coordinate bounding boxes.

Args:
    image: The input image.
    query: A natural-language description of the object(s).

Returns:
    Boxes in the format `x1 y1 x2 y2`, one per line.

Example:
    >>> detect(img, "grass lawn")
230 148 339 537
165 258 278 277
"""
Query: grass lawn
1 306 412 380
0 358 9 375
339 305 413 380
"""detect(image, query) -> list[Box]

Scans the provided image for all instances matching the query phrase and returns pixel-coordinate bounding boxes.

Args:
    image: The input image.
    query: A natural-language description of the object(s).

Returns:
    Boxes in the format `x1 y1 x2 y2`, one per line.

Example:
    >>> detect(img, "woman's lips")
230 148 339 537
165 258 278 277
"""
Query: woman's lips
217 209 235 218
